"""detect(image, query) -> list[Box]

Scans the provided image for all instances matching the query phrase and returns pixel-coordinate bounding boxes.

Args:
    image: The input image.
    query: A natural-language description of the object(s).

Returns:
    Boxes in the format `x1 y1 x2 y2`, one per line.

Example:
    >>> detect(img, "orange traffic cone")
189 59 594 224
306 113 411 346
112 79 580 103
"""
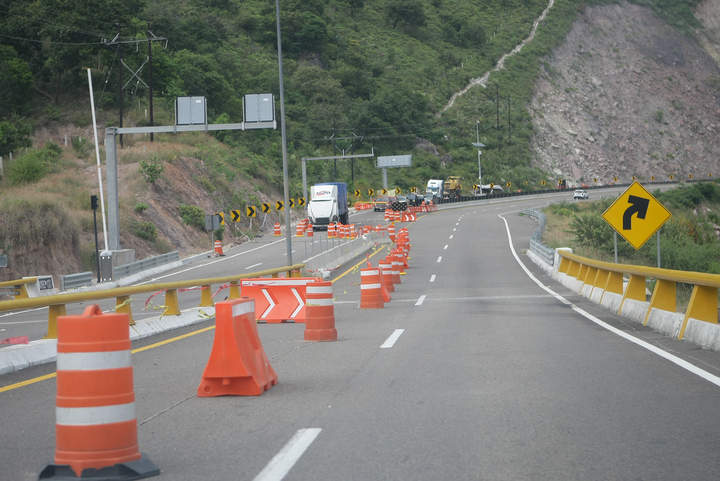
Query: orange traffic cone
40 305 159 480
304 281 337 341
274 223 281 236
197 298 277 396
214 240 225 256
360 266 384 308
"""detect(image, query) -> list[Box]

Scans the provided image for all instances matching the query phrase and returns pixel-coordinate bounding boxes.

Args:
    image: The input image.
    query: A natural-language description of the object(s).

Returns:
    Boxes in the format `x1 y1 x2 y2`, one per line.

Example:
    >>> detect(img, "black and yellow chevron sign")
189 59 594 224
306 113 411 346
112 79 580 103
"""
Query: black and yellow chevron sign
410 187 417 193
298 198 306 207
594 178 598 183
614 176 618 182
368 188 374 197
541 180 546 186
289 198 295 208
231 210 241 222
506 182 511 187
650 176 655 181
262 203 271 214
473 184 479 190
669 174 674 180
354 189 361 197
490 183 495 189
246 206 257 218
216 212 225 226
276 200 284 211
395 187 402 194
381 188 388 195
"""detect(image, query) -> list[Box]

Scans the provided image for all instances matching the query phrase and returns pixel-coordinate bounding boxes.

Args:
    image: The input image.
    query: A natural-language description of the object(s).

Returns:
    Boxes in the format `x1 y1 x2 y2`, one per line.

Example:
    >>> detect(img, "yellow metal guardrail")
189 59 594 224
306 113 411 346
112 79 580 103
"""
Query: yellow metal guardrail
557 251 718 339
0 277 38 300
0 265 305 339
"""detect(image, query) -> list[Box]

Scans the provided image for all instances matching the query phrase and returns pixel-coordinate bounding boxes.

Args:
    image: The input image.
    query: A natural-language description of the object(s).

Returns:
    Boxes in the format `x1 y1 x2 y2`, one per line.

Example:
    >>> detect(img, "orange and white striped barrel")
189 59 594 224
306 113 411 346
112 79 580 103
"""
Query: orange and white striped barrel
273 223 281 236
304 281 337 341
328 222 336 238
360 267 384 308
306 222 314 237
349 224 357 239
339 224 348 239
384 209 392 221
388 224 396 242
389 253 402 284
295 221 305 237
379 260 395 292
47 305 158 478
214 240 224 256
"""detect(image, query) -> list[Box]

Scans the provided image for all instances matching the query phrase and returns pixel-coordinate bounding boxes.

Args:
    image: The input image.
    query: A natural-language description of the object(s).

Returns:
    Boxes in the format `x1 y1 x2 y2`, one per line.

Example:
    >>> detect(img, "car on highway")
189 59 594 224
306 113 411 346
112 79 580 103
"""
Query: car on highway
573 189 589 200
406 193 424 207
392 196 409 211
373 196 391 211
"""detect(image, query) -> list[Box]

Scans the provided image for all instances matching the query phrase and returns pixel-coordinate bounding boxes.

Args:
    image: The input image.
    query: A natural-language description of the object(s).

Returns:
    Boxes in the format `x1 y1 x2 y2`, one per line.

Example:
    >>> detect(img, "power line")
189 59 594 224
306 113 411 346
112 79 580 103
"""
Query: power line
0 33 165 48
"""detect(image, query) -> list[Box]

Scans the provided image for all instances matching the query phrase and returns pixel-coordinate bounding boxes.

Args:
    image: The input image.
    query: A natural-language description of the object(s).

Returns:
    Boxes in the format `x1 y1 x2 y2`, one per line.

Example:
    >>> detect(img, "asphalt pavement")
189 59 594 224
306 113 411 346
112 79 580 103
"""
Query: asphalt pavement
2 190 720 480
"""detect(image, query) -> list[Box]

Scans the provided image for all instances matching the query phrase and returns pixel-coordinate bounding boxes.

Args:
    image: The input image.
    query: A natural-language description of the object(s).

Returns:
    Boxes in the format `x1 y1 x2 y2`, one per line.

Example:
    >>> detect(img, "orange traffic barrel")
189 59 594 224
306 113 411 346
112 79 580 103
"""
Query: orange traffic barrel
214 240 225 256
295 221 305 237
379 260 395 292
328 222 336 238
360 267 384 308
389 253 402 284
306 222 314 237
273 223 281 236
40 305 159 480
304 281 337 341
388 224 396 242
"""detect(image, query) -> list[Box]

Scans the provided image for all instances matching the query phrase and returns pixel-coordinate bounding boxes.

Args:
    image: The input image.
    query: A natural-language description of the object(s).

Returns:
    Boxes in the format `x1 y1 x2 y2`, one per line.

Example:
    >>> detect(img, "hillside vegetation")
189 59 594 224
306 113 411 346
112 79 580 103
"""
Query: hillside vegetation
0 0 714 280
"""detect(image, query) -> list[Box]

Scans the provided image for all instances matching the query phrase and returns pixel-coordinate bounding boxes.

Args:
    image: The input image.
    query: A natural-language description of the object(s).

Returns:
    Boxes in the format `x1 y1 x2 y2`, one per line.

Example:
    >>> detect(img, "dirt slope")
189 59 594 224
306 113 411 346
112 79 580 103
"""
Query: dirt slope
530 1 720 185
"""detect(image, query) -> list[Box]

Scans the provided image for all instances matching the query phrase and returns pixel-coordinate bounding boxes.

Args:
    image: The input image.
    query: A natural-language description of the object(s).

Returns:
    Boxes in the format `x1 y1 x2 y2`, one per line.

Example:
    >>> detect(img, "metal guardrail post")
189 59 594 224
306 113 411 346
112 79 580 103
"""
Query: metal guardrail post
116 295 134 325
164 289 181 316
679 286 718 339
46 305 66 339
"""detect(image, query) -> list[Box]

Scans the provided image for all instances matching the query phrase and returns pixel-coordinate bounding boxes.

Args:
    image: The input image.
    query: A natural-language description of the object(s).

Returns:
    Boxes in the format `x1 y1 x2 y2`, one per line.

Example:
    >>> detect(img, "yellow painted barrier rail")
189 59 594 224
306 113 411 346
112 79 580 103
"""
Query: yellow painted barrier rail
557 251 718 339
0 277 38 300
0 265 305 339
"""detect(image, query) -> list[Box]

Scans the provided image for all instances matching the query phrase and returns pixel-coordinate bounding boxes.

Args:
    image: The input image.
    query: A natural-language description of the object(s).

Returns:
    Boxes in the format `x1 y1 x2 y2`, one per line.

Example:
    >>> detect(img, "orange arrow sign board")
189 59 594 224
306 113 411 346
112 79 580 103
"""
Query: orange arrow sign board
602 181 671 250
240 278 320 323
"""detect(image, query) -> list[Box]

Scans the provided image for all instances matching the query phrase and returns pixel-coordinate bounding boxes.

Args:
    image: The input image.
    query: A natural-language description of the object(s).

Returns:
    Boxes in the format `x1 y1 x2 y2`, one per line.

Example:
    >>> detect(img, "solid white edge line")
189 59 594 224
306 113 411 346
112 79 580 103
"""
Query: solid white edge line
381 329 405 348
430 274 436 283
246 262 263 270
415 295 426 306
253 428 322 481
498 214 720 388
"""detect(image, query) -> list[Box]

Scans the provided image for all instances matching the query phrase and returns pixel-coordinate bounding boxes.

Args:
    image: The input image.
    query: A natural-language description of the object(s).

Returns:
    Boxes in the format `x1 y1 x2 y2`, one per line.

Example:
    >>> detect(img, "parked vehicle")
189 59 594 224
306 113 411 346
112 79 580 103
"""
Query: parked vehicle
307 182 349 229
573 189 589 200
426 179 444 199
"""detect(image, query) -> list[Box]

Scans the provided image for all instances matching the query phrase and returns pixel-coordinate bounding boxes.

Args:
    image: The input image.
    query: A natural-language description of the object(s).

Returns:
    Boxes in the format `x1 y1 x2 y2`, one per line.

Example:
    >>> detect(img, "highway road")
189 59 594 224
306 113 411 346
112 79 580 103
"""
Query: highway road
3 188 720 480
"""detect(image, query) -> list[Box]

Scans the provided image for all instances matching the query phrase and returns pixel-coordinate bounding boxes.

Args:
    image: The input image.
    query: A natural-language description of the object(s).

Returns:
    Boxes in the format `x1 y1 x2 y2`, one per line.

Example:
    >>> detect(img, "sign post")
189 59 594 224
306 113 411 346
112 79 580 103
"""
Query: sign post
602 181 671 261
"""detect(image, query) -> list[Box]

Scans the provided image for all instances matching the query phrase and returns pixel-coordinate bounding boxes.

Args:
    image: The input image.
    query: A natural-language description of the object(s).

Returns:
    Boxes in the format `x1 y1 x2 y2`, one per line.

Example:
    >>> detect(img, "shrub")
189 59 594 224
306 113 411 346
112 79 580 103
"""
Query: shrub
139 157 163 183
134 202 149 213
129 219 157 241
7 143 61 185
71 136 91 158
178 204 205 230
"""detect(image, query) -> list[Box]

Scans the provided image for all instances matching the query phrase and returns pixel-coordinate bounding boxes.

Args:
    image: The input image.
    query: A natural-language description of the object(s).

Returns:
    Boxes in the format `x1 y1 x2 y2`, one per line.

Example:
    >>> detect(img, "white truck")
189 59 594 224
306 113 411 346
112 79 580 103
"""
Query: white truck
307 182 349 229
426 179 444 200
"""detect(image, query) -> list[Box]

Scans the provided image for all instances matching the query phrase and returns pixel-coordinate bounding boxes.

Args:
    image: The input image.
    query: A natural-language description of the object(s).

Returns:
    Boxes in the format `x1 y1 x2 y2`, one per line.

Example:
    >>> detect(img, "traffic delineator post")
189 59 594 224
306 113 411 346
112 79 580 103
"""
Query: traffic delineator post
40 305 159 481
304 281 337 341
273 223 281 236
360 266 384 308
214 240 225 257
197 297 277 396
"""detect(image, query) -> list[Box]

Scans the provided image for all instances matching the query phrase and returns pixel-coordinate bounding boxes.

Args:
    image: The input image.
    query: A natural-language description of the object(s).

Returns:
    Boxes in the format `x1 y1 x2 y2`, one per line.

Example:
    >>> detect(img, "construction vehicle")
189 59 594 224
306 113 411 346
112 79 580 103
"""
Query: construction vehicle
444 176 462 200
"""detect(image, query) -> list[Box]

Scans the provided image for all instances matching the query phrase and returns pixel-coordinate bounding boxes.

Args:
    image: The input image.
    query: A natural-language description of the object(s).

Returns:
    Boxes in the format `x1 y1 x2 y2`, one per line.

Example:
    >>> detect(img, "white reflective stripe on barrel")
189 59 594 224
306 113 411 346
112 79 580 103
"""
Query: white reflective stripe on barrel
307 298 334 306
57 350 131 371
56 402 136 426
232 302 254 317
307 286 333 295
361 270 379 276
360 283 382 289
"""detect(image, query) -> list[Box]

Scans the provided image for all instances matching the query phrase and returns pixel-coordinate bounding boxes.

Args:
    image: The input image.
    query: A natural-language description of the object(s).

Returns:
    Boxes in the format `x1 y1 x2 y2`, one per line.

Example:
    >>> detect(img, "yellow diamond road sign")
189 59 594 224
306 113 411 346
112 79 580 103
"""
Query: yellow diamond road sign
602 181 671 250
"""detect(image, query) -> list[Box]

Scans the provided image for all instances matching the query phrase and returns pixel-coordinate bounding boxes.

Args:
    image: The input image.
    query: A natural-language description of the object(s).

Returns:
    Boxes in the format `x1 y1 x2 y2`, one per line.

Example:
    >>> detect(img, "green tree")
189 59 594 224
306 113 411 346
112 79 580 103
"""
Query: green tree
0 46 33 114
0 118 32 157
387 0 426 29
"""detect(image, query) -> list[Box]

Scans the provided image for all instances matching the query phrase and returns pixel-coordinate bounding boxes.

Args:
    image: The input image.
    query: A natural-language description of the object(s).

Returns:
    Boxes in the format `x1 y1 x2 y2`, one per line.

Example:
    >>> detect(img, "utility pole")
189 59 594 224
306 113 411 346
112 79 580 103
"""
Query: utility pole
147 25 154 142
507 95 511 144
495 84 500 130
275 0 292 266
117 39 124 147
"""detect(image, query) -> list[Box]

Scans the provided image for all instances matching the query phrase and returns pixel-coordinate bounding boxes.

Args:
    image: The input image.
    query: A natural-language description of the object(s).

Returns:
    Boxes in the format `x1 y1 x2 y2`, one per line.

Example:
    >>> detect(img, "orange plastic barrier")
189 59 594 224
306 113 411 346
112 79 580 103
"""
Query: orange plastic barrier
304 281 337 341
214 240 225 256
240 278 321 323
197 298 277 396
273 223 281 236
40 305 159 480
360 267 384 308
379 260 395 293
354 202 372 210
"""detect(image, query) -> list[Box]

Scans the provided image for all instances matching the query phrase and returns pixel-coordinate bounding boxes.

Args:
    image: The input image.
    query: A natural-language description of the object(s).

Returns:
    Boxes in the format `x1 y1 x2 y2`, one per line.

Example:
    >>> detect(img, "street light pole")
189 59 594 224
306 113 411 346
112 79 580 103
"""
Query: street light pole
275 0 292 266
472 121 485 194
